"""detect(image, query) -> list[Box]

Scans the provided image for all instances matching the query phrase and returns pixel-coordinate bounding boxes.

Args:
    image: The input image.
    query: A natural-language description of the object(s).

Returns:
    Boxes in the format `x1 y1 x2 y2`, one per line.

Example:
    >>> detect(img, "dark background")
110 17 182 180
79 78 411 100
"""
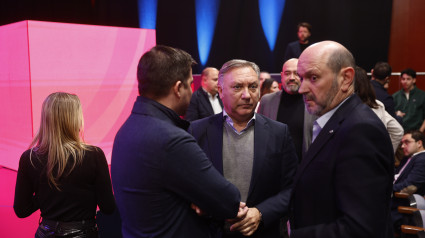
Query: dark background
0 0 393 74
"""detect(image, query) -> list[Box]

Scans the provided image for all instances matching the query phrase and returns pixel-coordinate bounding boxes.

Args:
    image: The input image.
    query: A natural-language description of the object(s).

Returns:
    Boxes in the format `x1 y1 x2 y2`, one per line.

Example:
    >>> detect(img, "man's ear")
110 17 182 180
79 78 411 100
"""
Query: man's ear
218 84 223 99
340 67 355 92
417 139 423 149
173 80 182 99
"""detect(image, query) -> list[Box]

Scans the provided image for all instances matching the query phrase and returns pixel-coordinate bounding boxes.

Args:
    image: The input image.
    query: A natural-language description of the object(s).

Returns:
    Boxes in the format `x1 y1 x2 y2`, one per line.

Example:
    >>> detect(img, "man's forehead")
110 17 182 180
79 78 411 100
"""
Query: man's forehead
283 61 298 72
401 74 413 79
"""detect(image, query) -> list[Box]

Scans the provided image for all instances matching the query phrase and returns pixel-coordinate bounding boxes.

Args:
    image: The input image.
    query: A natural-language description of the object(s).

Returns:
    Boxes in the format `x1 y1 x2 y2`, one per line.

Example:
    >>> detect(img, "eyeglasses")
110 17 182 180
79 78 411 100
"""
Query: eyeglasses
401 139 416 145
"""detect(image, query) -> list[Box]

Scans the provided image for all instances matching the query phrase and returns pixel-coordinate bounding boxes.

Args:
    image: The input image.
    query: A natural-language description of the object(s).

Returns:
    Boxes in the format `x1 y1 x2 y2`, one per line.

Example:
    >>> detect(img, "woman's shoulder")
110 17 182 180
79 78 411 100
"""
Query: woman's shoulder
84 145 105 156
19 148 45 169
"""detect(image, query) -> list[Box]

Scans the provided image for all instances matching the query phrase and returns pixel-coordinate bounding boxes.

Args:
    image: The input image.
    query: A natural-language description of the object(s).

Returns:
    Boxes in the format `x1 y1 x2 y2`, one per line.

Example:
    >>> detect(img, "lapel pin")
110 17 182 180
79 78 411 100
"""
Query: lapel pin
329 130 334 134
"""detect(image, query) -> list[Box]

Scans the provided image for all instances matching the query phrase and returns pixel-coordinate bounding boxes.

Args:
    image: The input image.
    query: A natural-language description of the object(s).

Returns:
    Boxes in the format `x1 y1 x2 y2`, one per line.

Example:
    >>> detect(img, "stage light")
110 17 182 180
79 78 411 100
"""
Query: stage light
195 0 220 66
259 0 285 51
138 0 157 29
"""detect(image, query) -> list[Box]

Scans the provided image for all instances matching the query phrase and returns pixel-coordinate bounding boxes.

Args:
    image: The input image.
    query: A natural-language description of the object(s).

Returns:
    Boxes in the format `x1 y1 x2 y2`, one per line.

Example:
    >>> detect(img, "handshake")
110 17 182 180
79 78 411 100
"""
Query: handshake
191 202 262 236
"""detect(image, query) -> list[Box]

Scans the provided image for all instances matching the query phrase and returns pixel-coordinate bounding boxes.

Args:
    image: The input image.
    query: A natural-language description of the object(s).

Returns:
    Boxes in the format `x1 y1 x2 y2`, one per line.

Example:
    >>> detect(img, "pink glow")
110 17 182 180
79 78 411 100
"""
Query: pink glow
0 20 156 237
0 21 156 170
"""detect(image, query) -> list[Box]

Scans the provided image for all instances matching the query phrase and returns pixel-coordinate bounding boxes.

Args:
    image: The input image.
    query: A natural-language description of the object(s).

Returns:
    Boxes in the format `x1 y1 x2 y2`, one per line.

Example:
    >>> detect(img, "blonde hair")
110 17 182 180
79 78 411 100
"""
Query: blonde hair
30 92 90 190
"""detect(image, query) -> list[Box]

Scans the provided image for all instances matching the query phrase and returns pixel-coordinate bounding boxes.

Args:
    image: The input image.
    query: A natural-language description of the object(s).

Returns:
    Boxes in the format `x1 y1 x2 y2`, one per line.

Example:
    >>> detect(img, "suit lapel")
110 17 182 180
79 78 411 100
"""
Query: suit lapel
294 95 360 185
200 89 215 115
207 114 224 174
248 115 269 196
396 156 417 183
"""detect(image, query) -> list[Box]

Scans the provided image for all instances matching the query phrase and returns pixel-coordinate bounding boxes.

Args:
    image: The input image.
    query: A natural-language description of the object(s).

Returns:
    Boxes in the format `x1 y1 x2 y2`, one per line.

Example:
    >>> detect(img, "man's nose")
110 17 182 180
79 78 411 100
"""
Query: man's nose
298 81 308 94
241 87 251 99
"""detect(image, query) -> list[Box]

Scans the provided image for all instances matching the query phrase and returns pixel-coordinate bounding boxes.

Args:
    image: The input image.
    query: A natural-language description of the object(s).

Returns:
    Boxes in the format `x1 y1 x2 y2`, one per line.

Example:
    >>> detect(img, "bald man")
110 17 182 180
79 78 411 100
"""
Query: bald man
185 67 223 121
290 41 394 237
258 58 316 161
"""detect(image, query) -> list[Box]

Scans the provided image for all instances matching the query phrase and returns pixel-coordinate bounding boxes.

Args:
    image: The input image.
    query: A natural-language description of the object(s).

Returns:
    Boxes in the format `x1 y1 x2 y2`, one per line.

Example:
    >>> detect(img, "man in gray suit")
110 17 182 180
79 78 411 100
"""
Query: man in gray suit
258 58 316 161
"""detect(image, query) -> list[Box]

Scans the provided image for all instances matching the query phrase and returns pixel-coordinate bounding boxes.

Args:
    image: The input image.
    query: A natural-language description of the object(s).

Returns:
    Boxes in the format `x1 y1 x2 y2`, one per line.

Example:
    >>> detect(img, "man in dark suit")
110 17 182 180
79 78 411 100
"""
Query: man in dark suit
185 67 223 121
283 22 312 62
111 46 246 237
258 58 316 161
189 59 298 237
291 41 394 237
391 130 425 232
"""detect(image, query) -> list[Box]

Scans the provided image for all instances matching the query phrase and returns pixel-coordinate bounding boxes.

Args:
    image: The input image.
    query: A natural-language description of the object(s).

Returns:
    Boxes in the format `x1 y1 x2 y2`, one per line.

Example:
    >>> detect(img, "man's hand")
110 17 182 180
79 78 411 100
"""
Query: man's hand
396 110 406 118
230 207 262 236
190 203 205 216
227 202 248 223
401 185 418 195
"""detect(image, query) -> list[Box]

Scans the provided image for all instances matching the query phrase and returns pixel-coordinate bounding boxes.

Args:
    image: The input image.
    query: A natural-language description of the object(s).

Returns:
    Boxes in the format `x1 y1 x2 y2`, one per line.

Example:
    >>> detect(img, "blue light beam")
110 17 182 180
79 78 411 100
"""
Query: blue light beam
195 0 220 66
138 0 158 29
259 0 286 51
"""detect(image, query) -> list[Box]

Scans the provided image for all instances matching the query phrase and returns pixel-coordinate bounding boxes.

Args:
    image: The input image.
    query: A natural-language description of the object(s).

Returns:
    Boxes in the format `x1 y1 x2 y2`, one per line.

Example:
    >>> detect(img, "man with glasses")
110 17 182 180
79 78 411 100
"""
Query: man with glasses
391 130 425 233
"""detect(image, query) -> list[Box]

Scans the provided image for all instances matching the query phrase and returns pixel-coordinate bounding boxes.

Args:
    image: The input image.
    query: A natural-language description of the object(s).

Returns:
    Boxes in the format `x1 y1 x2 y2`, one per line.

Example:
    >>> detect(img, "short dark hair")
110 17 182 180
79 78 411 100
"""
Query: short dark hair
401 68 416 79
372 62 392 80
327 47 355 75
298 22 312 33
137 45 196 98
407 130 425 146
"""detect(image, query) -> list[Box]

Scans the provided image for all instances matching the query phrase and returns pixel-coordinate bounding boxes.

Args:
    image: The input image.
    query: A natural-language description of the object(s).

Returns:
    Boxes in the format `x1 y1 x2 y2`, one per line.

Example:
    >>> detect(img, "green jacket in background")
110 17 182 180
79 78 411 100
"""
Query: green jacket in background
393 86 425 131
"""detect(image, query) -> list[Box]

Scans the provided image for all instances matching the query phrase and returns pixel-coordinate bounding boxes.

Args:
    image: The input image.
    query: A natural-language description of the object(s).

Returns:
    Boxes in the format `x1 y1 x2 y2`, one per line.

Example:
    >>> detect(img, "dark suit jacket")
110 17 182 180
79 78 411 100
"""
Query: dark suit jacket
258 90 317 158
111 96 240 238
391 152 425 228
371 80 398 120
284 41 310 62
394 152 425 194
189 113 298 237
185 87 223 121
291 95 394 238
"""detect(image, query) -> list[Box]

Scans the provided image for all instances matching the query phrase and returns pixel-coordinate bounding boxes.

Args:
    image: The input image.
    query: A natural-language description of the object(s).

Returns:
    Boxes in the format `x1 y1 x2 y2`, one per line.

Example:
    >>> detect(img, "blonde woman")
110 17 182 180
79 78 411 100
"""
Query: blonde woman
14 92 115 238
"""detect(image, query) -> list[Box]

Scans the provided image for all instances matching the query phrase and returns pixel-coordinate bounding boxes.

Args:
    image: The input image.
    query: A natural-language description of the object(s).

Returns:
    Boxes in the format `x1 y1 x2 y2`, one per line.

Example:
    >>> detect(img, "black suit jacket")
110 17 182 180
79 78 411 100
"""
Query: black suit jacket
371 80 398 120
111 96 240 237
291 95 394 238
394 152 425 194
391 152 425 227
189 113 298 237
185 87 223 121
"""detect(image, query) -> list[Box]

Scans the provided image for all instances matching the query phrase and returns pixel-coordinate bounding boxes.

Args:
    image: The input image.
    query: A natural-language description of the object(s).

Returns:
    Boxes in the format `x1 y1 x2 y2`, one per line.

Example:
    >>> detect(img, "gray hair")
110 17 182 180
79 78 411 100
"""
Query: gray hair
218 59 260 87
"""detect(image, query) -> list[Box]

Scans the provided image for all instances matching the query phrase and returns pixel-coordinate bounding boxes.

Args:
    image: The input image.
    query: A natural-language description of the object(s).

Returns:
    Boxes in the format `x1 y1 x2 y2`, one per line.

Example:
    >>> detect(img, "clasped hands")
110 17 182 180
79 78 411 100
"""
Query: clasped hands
191 202 262 236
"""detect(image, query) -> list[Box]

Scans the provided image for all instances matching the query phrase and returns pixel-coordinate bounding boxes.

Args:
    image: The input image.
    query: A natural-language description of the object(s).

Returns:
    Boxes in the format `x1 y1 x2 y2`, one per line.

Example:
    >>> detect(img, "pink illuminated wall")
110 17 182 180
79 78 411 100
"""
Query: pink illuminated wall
0 21 155 237
0 20 156 170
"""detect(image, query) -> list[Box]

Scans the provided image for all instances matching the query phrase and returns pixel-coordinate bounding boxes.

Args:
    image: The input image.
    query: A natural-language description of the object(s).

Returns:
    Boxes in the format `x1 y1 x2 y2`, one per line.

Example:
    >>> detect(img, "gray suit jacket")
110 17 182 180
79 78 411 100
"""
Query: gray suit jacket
258 90 317 157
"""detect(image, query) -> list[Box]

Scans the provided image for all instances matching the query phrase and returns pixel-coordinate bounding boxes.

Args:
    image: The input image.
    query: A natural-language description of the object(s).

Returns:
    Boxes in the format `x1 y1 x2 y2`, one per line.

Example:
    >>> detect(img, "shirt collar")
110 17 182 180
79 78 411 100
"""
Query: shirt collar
202 87 218 98
316 95 352 129
222 110 256 135
413 150 425 157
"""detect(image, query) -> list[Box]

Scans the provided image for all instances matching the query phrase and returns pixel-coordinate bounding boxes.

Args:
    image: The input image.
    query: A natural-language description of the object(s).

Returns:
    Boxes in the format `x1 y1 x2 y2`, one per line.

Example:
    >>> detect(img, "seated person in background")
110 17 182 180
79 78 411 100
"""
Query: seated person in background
260 78 280 99
391 130 425 233
393 68 425 132
14 92 116 238
354 66 403 152
185 67 223 121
